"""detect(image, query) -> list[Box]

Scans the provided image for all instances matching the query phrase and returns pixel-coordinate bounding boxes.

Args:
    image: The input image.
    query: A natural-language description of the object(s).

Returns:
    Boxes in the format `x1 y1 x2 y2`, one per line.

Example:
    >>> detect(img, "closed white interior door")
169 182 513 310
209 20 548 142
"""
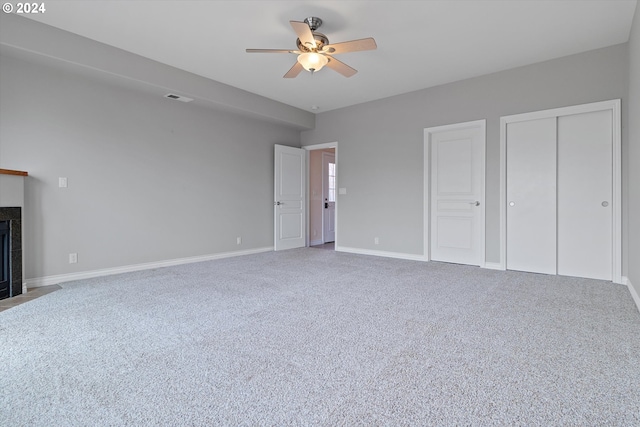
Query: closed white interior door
557 110 612 280
274 144 306 251
506 117 557 275
322 152 336 243
429 122 484 266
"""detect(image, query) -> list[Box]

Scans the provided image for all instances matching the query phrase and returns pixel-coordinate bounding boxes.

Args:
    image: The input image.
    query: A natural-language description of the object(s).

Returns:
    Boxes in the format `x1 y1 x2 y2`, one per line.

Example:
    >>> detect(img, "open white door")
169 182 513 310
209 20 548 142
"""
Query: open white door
274 144 306 251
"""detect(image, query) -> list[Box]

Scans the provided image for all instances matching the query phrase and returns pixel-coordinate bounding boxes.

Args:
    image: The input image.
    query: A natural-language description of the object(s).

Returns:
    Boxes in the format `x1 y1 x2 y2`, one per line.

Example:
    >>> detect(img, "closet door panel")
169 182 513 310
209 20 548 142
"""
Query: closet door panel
506 118 557 274
557 110 612 280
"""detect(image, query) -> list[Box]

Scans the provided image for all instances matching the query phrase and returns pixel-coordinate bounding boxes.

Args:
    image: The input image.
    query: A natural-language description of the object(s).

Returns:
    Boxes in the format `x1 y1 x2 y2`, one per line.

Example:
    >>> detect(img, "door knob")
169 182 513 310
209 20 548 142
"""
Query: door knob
509 201 515 207
602 201 609 207
274 201 283 206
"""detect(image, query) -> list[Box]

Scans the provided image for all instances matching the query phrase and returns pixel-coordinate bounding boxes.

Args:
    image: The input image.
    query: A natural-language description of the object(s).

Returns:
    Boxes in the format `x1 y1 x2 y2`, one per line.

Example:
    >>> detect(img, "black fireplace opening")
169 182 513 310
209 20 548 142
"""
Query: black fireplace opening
0 220 9 300
0 207 22 300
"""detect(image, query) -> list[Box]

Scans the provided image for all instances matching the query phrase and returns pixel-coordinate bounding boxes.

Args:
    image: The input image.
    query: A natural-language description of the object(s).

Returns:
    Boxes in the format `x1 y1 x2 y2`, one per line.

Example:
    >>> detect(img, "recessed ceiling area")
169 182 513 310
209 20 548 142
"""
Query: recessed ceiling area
21 0 638 113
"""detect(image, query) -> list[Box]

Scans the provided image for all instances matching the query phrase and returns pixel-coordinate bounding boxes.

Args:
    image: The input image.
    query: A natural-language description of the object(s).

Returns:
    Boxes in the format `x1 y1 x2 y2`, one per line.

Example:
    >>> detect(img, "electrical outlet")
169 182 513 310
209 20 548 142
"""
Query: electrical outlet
313 230 317 237
59 177 68 188
68 253 78 264
236 237 242 245
374 237 379 245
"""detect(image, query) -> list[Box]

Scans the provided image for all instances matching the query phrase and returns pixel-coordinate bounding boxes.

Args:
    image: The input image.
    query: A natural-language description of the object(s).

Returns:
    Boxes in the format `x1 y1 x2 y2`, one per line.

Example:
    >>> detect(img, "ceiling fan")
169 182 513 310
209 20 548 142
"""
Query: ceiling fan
246 17 377 78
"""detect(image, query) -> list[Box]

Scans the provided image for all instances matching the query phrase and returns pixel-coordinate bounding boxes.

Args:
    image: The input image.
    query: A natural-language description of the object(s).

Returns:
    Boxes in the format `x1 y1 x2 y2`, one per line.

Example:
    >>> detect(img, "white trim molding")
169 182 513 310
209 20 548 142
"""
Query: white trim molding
499 99 622 282
303 142 337 151
623 277 640 313
26 246 273 288
336 246 426 262
424 119 486 267
483 262 503 271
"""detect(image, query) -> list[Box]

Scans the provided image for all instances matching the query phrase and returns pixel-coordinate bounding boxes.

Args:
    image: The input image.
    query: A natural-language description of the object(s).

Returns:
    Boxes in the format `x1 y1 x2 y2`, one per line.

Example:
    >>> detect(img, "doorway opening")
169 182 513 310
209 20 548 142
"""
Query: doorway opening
305 142 338 250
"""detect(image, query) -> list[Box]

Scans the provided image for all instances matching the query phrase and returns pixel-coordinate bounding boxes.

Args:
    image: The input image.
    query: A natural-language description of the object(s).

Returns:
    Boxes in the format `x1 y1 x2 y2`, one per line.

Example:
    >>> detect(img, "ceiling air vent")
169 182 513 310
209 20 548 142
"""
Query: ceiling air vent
164 93 194 103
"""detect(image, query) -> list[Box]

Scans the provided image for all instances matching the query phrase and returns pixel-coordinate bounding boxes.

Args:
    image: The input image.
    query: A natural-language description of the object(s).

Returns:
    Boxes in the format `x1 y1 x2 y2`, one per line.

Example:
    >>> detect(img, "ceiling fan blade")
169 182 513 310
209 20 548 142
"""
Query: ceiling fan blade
322 37 377 54
246 49 300 54
290 20 316 49
283 61 304 78
326 56 357 78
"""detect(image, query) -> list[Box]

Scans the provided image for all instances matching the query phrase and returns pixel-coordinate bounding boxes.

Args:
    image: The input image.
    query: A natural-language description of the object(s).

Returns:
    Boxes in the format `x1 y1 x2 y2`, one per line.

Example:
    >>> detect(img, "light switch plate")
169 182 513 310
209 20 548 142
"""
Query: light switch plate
59 177 68 188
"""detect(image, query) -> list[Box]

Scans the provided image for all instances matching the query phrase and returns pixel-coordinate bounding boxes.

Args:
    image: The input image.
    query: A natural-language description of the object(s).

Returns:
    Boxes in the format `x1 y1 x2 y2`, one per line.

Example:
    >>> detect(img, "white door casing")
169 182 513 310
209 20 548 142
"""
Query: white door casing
424 120 486 266
304 142 338 247
500 99 621 283
274 144 306 251
322 151 336 243
506 117 557 275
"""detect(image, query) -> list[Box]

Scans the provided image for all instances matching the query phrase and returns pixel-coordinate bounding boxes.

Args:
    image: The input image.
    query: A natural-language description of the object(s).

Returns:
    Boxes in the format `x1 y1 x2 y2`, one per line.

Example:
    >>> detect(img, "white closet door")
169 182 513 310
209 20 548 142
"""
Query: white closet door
557 110 612 280
506 118 557 274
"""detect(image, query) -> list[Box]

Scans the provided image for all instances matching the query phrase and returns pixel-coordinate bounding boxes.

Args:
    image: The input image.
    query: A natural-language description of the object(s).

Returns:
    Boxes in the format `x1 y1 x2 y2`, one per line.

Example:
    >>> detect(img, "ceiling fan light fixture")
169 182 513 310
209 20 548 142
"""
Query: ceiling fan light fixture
297 52 328 73
246 17 376 78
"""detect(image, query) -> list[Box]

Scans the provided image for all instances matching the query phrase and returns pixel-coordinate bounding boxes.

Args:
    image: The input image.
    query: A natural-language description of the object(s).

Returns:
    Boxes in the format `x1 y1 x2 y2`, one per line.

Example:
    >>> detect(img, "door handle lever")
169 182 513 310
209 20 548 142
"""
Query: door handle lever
469 201 480 206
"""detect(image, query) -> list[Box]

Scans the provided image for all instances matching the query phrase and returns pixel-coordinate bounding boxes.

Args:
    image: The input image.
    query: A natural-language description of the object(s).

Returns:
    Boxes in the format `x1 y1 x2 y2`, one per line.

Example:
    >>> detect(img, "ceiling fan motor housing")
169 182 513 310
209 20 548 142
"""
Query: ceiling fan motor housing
297 32 329 52
304 17 323 31
294 16 328 52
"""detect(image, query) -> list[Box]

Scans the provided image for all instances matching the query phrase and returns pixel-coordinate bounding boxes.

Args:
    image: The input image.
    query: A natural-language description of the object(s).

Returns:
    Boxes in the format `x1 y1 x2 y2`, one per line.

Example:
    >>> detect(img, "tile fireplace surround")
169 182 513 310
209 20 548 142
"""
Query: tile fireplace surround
0 168 28 298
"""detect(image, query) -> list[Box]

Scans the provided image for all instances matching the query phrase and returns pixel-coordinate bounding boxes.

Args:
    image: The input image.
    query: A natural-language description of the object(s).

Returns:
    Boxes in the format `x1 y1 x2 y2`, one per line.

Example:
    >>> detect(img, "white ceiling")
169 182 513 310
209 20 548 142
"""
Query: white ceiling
23 0 637 113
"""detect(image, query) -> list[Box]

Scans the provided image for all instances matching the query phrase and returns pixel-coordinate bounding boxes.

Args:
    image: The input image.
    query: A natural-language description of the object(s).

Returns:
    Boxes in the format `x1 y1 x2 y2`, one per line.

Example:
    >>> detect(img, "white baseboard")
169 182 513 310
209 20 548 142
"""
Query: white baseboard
624 276 640 313
26 246 274 288
483 262 504 271
336 246 426 262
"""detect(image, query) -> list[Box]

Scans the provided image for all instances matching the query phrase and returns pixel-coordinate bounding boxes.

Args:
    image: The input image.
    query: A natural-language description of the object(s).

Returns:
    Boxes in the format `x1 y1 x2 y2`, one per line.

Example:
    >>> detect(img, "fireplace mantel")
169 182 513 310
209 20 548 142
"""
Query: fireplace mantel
0 169 28 176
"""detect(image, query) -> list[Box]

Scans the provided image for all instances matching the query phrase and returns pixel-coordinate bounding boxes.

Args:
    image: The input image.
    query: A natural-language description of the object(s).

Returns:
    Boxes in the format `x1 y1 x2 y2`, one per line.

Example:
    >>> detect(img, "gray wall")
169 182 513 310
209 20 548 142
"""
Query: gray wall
0 14 314 131
628 6 640 294
0 53 300 280
302 44 629 268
